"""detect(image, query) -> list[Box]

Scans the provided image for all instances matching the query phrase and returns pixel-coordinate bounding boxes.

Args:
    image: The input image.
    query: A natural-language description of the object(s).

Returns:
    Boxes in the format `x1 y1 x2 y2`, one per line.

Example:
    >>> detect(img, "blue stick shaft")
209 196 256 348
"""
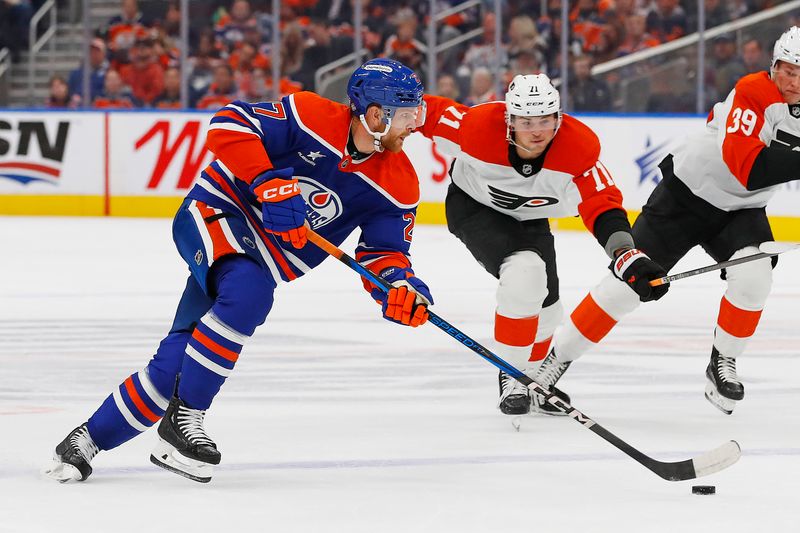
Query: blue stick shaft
305 228 729 481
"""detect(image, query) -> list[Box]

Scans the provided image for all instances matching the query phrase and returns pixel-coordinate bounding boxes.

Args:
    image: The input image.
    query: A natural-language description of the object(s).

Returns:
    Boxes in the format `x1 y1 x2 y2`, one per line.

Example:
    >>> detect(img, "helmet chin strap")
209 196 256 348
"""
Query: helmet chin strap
359 115 392 153
506 125 533 154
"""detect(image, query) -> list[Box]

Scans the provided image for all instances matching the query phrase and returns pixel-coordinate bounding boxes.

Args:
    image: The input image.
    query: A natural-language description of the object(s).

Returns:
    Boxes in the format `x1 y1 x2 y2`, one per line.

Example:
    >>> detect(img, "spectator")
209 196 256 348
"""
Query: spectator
265 75 303 99
570 0 608 54
383 8 426 74
461 12 508 75
215 0 258 52
93 69 138 108
591 24 621 63
0 0 33 62
152 66 182 109
709 34 746 101
238 66 269 103
645 0 687 43
436 73 461 102
569 55 612 111
703 0 730 30
68 38 109 106
280 22 305 79
196 63 237 110
313 0 388 42
727 0 754 21
120 37 165 106
152 34 177 70
293 17 353 91
604 0 638 49
105 0 151 66
509 48 544 78
507 15 544 62
159 1 193 58
617 12 660 56
187 31 223 106
463 67 498 106
742 38 768 74
538 7 582 79
241 25 266 54
45 75 74 109
228 41 269 75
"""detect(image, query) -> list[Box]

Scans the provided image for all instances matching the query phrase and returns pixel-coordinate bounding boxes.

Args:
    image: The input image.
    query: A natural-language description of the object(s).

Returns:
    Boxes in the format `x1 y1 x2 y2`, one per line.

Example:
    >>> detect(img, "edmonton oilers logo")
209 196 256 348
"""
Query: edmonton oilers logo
297 177 343 229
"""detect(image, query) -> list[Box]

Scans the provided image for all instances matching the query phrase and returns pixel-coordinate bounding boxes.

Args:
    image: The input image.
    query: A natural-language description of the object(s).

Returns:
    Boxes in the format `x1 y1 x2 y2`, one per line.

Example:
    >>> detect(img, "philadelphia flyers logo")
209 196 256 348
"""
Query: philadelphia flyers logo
488 185 559 210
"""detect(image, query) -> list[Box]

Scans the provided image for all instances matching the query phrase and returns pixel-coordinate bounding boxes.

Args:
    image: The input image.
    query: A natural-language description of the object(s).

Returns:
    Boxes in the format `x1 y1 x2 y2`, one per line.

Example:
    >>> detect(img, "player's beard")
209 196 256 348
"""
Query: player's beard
380 129 411 153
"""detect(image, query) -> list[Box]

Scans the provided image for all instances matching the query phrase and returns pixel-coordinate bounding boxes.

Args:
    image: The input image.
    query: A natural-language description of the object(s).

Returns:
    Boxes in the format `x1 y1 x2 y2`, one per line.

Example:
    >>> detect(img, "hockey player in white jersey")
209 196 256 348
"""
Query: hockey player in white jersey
418 75 670 416
546 27 800 415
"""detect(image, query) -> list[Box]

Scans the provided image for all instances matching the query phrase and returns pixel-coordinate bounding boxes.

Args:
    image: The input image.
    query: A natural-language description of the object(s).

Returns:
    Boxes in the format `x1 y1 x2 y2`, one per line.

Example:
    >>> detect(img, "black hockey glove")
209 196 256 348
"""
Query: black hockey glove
611 249 669 302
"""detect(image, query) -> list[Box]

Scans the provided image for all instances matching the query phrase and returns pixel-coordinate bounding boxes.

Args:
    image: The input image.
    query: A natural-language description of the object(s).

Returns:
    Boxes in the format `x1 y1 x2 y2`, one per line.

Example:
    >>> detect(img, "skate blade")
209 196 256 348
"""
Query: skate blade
43 453 83 483
150 439 214 483
511 416 522 431
705 381 736 415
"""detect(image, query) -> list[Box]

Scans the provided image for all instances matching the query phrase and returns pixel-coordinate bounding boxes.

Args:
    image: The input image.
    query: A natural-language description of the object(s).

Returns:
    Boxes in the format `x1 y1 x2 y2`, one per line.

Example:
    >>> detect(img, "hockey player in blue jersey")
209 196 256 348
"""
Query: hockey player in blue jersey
45 58 434 483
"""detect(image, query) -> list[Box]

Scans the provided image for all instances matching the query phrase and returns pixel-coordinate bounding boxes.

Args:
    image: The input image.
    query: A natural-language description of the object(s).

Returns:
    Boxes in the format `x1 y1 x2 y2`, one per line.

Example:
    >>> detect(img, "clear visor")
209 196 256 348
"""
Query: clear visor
383 102 427 130
508 113 558 133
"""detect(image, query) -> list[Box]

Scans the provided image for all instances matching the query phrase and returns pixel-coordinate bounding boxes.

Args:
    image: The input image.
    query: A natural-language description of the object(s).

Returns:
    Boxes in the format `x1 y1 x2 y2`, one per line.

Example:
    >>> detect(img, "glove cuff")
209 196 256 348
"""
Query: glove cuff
612 248 648 278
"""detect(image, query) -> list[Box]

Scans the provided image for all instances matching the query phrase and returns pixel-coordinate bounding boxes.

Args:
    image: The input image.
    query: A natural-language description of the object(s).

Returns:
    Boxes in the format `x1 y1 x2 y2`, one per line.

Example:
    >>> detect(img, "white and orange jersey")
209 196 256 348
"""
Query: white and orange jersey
673 71 800 210
420 95 625 235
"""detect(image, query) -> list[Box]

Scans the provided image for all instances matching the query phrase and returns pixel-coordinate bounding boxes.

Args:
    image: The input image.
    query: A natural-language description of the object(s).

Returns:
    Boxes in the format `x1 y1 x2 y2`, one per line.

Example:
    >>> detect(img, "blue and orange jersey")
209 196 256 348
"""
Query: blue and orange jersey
189 91 421 284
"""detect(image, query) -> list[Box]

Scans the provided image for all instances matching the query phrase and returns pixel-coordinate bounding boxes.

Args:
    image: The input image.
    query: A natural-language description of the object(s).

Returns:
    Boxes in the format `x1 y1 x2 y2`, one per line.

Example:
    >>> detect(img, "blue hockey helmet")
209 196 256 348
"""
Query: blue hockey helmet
347 58 424 122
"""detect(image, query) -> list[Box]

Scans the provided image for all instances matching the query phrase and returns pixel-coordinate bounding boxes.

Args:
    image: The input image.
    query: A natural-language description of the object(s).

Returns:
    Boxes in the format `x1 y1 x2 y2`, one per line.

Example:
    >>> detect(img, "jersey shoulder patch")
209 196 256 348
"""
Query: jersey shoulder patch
459 102 510 166
544 115 601 175
733 72 784 109
290 91 351 149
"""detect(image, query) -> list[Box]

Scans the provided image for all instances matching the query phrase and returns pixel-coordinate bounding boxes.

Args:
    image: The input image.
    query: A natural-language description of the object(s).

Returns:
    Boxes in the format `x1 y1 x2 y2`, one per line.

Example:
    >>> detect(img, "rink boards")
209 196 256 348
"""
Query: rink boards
2 109 800 240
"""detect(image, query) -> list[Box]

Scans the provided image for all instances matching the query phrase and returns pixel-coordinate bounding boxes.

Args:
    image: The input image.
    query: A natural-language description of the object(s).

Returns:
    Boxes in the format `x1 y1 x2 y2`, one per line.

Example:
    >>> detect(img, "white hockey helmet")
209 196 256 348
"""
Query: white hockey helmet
772 26 800 71
505 74 562 141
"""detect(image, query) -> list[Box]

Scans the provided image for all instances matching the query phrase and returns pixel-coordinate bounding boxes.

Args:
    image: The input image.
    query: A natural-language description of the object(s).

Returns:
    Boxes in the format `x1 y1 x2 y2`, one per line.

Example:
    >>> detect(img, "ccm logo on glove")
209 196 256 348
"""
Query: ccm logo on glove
259 179 300 202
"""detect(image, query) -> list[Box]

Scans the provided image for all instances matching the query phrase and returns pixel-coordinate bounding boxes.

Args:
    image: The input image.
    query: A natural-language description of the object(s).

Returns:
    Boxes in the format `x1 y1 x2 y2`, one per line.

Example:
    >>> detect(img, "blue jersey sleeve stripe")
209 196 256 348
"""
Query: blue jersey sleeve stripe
225 102 265 134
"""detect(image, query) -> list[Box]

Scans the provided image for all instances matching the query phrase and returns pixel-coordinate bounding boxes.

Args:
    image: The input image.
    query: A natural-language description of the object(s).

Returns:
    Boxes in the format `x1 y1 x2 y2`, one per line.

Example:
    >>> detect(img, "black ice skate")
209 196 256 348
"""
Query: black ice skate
44 425 99 483
531 349 572 416
498 371 531 415
705 348 744 415
150 396 221 483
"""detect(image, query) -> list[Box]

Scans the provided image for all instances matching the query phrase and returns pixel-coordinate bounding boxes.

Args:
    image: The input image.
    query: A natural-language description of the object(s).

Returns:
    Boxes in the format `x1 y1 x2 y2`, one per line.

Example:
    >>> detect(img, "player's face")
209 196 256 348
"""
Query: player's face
380 120 414 152
380 105 425 153
511 114 558 155
773 61 800 104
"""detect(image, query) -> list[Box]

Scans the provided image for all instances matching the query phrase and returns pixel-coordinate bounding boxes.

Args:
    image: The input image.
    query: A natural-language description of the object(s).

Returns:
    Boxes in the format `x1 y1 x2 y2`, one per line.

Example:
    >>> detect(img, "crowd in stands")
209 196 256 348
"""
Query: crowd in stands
36 0 792 112
1 0 38 62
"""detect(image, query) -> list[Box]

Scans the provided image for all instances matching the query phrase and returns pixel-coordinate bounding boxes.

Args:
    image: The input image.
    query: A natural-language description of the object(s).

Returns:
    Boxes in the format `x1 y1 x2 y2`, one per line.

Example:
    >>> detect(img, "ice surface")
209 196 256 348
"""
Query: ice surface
1 217 798 533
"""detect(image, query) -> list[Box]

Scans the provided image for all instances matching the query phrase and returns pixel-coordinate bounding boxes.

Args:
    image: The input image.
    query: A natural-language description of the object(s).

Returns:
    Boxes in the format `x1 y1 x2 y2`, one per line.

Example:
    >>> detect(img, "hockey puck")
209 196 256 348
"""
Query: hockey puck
692 485 716 495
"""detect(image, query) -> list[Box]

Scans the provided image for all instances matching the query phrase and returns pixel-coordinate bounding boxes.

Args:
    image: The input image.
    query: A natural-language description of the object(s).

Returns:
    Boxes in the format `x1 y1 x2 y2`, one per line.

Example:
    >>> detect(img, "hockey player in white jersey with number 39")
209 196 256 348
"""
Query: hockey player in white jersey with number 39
418 75 670 416
545 27 800 415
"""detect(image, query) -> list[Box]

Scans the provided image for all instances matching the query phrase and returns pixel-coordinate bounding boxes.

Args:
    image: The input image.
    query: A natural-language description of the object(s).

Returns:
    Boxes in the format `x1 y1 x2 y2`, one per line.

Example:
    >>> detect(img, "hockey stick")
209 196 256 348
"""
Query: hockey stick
649 241 799 287
306 228 741 482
